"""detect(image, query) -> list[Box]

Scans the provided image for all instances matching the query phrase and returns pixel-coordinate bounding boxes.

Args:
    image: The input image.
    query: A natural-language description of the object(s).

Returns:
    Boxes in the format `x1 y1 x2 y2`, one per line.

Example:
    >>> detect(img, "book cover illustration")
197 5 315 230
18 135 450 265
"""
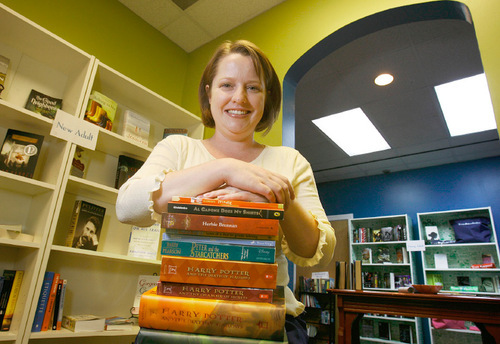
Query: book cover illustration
0 129 44 178
70 146 90 178
139 286 285 341
0 55 9 98
160 255 277 289
157 281 274 303
65 200 106 251
167 202 284 220
163 128 188 139
24 89 62 119
120 109 150 146
162 212 279 238
115 155 144 189
127 223 161 260
84 90 117 131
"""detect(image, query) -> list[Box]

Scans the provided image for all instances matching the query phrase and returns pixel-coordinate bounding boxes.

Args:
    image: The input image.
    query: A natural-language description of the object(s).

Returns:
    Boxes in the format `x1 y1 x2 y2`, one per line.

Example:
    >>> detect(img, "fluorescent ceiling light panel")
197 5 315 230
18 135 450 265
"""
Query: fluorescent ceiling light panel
435 73 497 136
312 108 391 156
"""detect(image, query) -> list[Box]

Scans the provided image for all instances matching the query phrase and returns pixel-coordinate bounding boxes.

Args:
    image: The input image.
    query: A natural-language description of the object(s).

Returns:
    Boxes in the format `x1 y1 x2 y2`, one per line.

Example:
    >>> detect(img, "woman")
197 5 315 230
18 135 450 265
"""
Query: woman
116 40 336 343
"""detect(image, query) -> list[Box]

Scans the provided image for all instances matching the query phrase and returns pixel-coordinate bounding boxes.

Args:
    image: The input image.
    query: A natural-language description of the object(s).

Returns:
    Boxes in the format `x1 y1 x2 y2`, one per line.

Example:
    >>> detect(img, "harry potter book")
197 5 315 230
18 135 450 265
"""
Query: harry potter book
0 129 44 178
160 255 277 289
139 286 285 341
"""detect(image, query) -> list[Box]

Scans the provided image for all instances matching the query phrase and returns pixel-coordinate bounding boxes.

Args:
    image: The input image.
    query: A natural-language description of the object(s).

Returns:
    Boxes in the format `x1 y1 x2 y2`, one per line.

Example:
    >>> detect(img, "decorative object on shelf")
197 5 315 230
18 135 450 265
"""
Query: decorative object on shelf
0 129 44 178
65 200 106 251
24 89 63 119
163 128 188 139
0 54 9 97
412 284 443 294
120 109 150 146
115 154 144 189
84 90 117 131
70 146 90 178
127 222 161 260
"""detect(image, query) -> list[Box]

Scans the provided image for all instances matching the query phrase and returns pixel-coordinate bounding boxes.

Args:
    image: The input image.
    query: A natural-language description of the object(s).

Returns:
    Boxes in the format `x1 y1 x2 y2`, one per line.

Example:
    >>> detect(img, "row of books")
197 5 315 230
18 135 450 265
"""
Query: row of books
362 272 412 289
427 272 500 293
298 276 335 293
0 269 24 331
361 319 413 343
360 246 409 264
136 197 287 342
353 224 407 243
31 271 67 332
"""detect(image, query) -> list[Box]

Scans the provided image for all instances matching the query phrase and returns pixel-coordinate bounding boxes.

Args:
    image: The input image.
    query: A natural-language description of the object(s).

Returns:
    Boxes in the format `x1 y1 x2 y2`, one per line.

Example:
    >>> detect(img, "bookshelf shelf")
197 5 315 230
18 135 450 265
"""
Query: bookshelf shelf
0 172 56 195
29 326 139 338
0 239 39 250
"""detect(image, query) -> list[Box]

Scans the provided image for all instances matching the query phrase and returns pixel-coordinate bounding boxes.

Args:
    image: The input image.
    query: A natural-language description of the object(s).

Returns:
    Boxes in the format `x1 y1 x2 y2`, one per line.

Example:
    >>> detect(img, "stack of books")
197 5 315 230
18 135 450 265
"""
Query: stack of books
136 197 287 343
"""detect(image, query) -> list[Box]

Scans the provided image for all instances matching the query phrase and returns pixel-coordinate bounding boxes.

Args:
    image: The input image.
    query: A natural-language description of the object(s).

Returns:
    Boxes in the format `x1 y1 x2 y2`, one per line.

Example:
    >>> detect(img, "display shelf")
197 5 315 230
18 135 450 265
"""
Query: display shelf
66 176 119 204
29 326 139 339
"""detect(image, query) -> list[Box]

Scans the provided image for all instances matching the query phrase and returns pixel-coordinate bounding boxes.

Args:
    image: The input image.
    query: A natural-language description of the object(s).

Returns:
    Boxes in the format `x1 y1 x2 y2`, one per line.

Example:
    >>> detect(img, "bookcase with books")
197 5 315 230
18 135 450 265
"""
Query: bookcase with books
348 214 423 343
417 207 500 344
0 3 204 344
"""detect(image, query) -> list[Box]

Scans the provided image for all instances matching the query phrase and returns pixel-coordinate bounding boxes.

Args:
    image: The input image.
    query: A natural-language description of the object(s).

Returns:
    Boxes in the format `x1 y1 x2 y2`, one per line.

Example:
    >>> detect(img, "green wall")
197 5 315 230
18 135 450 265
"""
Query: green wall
3 0 500 147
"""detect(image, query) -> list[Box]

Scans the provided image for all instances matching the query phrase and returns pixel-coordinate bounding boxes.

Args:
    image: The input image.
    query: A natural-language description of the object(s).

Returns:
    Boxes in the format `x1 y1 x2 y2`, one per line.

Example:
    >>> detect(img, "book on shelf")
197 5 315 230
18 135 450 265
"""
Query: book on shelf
361 248 372 264
434 253 448 269
31 271 54 332
361 318 374 337
167 202 284 220
24 89 63 119
84 90 117 131
0 270 24 331
396 246 408 264
160 255 277 289
449 286 479 292
127 222 161 260
352 260 363 291
171 196 284 210
372 228 381 242
115 154 144 189
399 323 413 343
0 129 44 178
105 316 136 331
480 277 496 293
135 328 288 343
0 270 17 327
157 281 275 303
41 273 60 331
53 279 67 330
120 109 150 146
62 314 105 332
482 254 495 265
471 263 496 269
335 261 347 289
381 226 393 241
65 200 106 251
375 247 390 263
139 286 285 341
394 224 407 241
132 275 160 316
426 273 443 286
163 128 188 139
161 233 276 263
162 212 279 239
425 225 440 243
298 276 335 293
70 146 90 178
0 55 9 98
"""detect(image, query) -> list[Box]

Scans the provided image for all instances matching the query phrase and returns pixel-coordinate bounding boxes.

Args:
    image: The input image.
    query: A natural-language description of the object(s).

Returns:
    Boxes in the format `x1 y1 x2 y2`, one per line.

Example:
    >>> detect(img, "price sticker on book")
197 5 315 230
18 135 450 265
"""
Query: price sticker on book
406 240 425 251
51 109 98 150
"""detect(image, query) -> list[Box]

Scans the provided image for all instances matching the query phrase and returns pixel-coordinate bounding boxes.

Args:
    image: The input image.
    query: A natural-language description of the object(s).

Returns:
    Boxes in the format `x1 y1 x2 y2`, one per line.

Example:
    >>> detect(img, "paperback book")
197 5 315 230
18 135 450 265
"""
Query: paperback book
127 223 161 260
115 155 144 189
62 314 105 332
171 196 283 210
0 129 44 178
0 270 24 331
139 286 285 341
70 146 89 178
120 109 150 146
0 270 16 327
132 275 160 315
31 271 54 332
65 200 106 251
84 90 117 131
24 89 63 119
167 202 284 220
156 281 274 303
160 255 277 289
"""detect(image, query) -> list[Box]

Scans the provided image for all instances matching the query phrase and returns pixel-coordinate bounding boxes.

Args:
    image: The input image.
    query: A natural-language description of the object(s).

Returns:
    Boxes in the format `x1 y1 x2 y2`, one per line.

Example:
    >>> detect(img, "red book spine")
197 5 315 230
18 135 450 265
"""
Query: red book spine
162 213 279 237
160 256 277 289
171 196 284 210
156 281 274 303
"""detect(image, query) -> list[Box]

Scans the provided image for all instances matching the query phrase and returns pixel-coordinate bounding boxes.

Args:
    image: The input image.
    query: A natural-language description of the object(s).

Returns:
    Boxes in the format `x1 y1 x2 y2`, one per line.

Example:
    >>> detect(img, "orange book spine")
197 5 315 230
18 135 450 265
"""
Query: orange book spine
171 196 283 210
139 286 285 341
162 213 279 237
41 273 60 331
160 256 277 289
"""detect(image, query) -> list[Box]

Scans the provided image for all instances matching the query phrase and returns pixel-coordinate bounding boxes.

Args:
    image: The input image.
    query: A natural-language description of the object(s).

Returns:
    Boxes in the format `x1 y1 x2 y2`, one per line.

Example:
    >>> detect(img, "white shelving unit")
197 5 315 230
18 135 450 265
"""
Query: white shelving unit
0 3 203 344
349 214 423 343
417 206 499 344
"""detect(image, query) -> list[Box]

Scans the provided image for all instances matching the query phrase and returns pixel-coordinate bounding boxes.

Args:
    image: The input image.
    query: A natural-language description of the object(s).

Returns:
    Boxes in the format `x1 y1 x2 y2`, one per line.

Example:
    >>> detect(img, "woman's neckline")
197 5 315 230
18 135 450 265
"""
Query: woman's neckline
199 138 267 164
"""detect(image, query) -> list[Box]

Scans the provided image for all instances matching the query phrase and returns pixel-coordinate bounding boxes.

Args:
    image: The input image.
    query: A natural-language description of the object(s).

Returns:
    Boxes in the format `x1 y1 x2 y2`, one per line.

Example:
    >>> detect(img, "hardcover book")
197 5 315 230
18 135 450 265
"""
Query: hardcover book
127 223 161 260
70 146 89 178
157 281 274 303
135 328 288 343
115 155 144 189
84 90 117 131
62 314 105 332
24 89 63 119
132 275 160 315
167 202 284 220
162 212 279 238
65 200 106 251
0 270 24 331
160 236 276 263
160 255 278 289
163 128 188 139
0 129 44 178
120 109 150 146
139 286 285 341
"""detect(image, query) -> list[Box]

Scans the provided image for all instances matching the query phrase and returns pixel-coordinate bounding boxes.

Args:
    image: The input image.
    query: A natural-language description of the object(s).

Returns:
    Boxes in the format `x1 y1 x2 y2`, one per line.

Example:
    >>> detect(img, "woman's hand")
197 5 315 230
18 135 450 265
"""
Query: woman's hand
200 186 269 203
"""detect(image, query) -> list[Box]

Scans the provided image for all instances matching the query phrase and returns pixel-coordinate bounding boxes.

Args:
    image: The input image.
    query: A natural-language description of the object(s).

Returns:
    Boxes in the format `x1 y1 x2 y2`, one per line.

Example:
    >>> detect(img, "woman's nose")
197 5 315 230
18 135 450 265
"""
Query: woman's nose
232 86 248 104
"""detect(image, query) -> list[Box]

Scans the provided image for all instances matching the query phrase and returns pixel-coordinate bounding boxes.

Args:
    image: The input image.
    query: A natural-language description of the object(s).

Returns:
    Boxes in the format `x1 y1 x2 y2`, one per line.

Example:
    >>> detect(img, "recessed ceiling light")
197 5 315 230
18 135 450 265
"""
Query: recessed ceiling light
312 108 391 156
435 73 497 136
374 73 394 86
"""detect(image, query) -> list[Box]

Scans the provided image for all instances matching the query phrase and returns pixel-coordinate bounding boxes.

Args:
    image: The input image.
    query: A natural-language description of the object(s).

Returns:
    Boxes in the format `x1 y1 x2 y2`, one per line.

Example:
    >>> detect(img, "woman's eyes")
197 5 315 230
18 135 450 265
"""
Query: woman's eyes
219 83 262 92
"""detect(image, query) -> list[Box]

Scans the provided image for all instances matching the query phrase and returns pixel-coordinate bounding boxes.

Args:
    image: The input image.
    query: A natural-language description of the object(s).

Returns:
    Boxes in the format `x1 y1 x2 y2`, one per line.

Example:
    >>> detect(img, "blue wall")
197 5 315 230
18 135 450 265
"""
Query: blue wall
318 156 500 244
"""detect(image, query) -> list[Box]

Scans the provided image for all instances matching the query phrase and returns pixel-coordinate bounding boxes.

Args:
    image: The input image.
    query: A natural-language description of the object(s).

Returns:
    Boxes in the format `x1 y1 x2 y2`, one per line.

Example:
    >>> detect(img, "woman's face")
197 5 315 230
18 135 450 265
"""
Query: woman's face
207 53 265 140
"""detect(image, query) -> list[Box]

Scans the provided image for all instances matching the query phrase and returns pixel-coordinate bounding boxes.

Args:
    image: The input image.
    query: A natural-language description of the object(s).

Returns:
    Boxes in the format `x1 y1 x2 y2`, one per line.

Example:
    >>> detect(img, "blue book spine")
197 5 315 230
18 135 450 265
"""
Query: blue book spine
31 271 54 332
161 240 276 263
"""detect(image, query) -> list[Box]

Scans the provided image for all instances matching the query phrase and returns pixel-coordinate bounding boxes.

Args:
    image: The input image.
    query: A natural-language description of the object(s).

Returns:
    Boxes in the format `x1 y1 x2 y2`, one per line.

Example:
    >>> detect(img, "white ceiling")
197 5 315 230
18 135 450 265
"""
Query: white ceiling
118 0 287 52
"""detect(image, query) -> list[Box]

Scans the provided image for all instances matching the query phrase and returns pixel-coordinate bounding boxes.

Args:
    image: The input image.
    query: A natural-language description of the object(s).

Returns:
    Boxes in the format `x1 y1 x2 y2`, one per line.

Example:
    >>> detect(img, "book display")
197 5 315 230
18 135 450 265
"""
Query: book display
417 207 500 344
0 3 203 343
349 214 423 343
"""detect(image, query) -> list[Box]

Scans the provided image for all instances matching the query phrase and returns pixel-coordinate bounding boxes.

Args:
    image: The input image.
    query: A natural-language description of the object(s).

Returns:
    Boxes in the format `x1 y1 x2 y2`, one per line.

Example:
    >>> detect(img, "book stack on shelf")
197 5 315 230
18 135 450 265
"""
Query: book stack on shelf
31 271 67 332
136 197 287 343
0 269 24 332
